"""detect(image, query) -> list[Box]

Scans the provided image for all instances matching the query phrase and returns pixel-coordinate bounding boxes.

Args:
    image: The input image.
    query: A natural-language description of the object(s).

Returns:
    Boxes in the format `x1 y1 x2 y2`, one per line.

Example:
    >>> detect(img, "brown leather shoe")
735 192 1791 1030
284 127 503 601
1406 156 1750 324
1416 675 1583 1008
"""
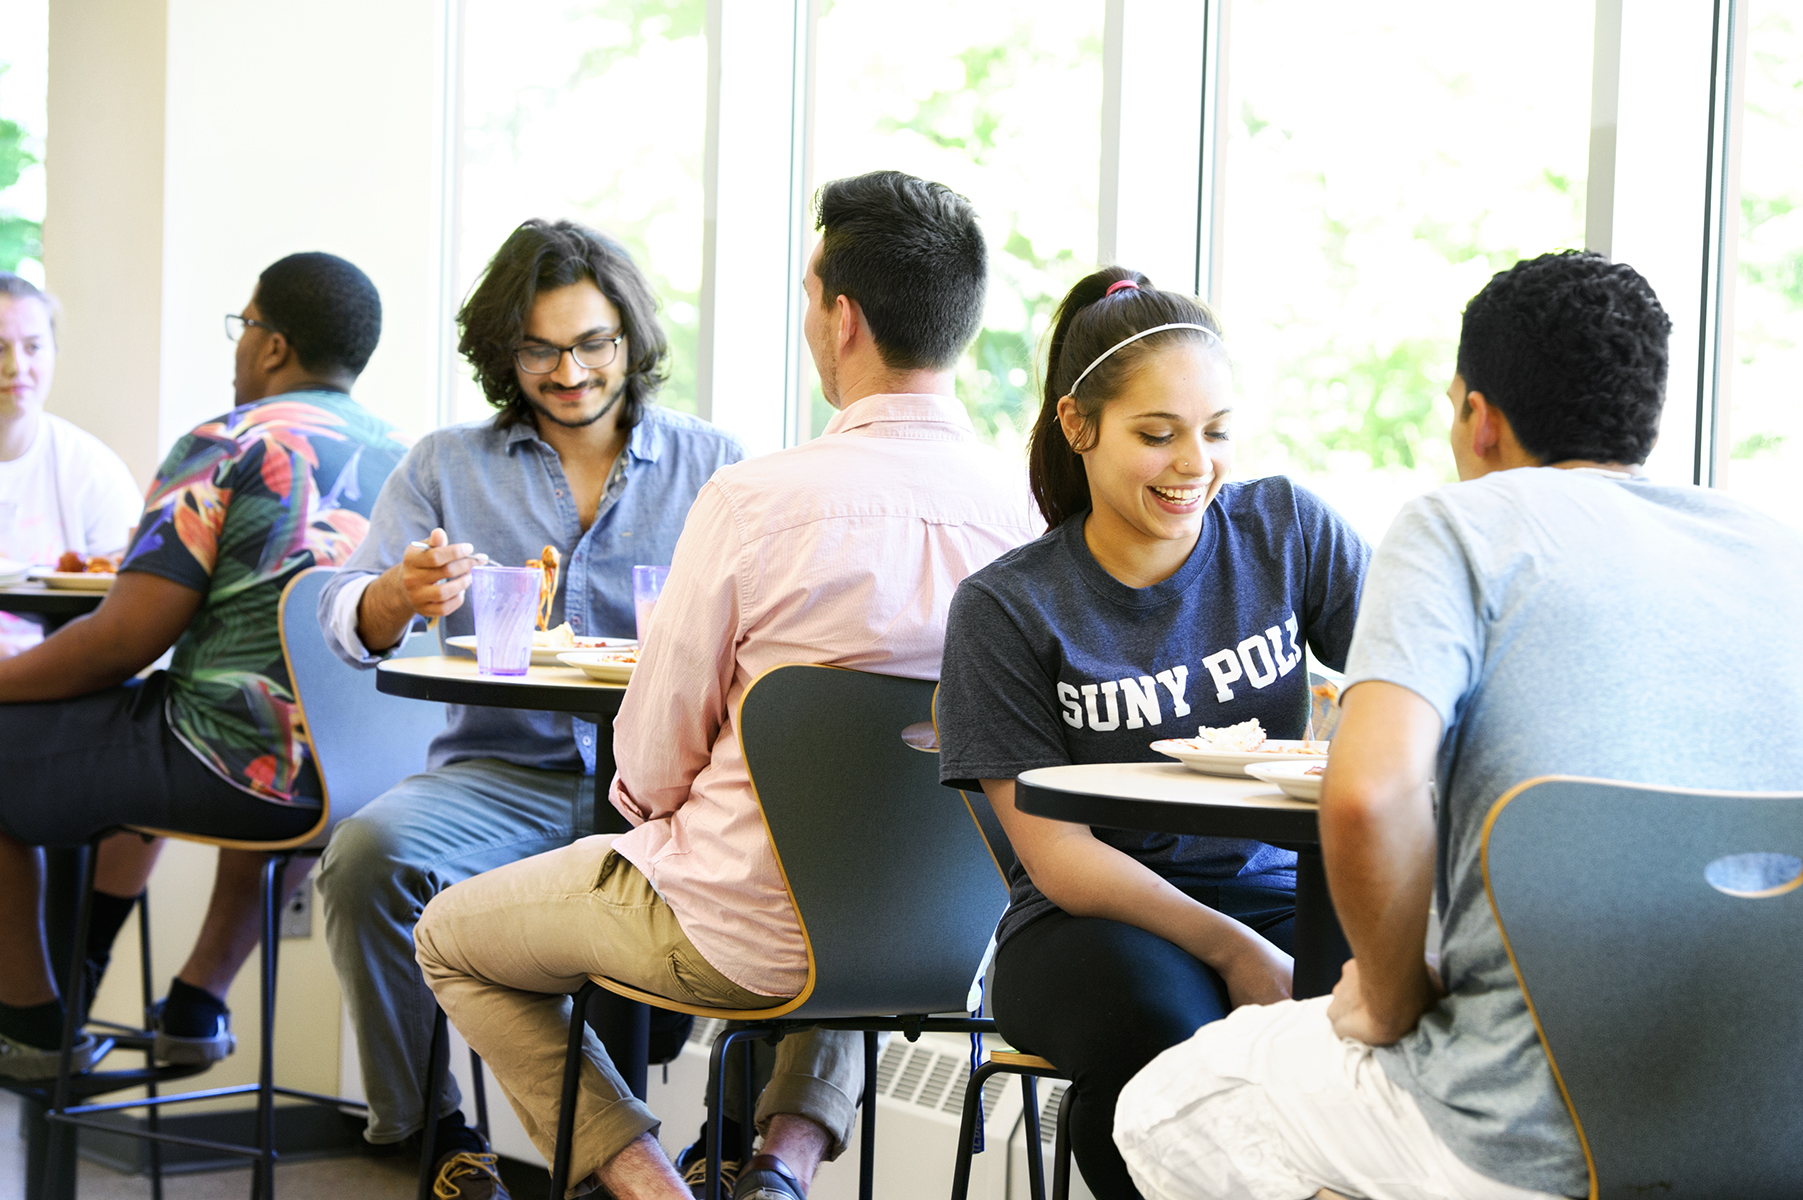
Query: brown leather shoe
432 1149 511 1199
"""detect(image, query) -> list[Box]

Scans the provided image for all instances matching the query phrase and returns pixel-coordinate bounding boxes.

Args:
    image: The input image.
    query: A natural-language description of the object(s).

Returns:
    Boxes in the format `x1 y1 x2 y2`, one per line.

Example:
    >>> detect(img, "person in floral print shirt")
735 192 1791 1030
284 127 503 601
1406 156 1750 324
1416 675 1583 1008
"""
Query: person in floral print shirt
0 253 407 1080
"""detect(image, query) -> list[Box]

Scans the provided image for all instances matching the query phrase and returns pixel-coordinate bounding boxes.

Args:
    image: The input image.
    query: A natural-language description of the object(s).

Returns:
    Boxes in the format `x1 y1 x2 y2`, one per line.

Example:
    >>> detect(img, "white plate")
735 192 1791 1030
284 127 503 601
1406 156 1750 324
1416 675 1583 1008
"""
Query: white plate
557 650 638 682
446 634 636 666
0 558 29 585
1149 738 1329 777
1244 761 1326 803
27 568 115 592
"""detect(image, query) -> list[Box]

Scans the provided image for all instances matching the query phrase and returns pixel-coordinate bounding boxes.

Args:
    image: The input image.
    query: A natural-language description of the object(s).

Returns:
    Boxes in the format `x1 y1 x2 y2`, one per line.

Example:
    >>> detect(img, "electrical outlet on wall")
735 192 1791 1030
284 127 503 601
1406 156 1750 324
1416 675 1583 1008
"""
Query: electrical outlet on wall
280 882 313 939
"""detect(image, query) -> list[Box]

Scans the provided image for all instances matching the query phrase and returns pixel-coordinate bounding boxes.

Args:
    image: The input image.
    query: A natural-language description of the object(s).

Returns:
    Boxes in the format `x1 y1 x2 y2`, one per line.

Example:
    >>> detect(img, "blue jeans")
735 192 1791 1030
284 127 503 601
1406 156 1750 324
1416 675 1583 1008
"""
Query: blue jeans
316 757 596 1143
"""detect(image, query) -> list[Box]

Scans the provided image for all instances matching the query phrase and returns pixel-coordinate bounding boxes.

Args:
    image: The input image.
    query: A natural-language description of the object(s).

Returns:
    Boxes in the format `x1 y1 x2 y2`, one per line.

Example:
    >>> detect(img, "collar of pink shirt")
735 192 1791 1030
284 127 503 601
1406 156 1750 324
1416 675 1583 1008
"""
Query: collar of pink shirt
821 391 976 439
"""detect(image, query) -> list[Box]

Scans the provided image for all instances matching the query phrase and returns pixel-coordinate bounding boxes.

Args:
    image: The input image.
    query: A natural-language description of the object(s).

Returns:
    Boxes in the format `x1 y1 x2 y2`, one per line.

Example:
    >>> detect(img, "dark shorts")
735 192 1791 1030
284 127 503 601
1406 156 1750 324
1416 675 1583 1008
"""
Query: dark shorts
0 672 321 848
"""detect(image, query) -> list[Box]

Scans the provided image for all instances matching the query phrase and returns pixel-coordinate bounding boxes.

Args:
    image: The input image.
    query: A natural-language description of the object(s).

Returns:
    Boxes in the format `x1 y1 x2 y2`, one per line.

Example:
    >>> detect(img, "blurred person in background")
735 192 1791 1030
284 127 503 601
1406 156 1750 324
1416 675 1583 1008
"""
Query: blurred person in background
0 253 405 1085
0 271 143 657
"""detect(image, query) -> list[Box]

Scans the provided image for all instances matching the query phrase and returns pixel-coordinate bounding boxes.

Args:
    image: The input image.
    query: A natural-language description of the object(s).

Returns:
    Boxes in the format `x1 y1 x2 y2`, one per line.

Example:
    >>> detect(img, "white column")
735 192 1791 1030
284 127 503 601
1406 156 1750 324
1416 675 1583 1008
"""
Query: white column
1589 0 1737 485
1097 0 1220 299
696 0 813 455
43 0 170 488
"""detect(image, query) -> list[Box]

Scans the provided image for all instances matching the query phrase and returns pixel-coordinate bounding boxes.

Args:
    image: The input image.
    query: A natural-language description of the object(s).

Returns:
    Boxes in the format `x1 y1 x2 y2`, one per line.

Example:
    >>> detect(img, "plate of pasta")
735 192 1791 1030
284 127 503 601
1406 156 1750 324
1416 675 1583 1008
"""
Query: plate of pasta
557 649 640 683
446 626 636 667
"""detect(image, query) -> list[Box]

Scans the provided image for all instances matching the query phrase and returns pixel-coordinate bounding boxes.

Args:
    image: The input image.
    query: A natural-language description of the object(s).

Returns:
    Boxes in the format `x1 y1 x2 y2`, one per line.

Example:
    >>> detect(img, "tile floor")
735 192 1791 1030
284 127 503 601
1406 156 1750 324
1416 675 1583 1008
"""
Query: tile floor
1 1090 550 1200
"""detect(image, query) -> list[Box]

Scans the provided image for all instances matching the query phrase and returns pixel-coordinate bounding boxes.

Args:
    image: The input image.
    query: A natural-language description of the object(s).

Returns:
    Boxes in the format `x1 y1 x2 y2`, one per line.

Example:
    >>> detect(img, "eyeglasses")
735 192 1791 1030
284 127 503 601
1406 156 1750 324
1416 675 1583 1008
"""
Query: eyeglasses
224 314 284 342
514 334 623 375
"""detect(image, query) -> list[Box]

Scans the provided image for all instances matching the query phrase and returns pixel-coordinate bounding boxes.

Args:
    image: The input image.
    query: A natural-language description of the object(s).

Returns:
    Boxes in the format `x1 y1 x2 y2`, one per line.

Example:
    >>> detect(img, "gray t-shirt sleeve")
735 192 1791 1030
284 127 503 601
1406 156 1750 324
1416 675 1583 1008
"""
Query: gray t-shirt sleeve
937 579 1072 791
1342 496 1482 725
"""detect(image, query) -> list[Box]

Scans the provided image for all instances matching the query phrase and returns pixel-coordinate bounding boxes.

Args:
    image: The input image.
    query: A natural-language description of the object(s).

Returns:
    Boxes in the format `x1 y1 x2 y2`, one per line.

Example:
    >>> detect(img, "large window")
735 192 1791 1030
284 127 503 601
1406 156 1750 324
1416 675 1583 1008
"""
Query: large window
452 0 708 426
0 0 47 281
1220 0 1595 541
1720 0 1803 528
810 0 1104 447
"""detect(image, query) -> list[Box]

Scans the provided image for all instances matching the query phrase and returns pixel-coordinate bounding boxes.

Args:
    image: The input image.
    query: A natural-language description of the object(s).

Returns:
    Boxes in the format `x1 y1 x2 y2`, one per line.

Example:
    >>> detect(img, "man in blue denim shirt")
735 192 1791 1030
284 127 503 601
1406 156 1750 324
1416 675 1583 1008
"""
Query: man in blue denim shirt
316 220 743 1196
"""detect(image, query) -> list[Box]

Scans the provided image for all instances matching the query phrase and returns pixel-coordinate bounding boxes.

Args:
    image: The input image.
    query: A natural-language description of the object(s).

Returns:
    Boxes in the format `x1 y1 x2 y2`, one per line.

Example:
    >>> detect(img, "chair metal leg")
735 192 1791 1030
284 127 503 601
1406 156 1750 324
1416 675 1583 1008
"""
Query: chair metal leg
252 853 283 1199
707 1024 776 1200
469 1048 490 1143
43 839 99 1200
137 890 164 1200
1021 1075 1046 1200
858 1029 877 1200
740 1035 755 1168
549 981 600 1200
1051 1085 1073 1200
417 1006 449 1200
948 1059 1006 1200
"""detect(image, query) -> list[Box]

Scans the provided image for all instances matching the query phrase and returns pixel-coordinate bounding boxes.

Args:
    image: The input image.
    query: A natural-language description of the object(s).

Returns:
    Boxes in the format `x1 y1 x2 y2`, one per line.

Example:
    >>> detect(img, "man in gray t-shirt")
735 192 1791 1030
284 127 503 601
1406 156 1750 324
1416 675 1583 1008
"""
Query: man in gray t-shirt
1114 251 1803 1200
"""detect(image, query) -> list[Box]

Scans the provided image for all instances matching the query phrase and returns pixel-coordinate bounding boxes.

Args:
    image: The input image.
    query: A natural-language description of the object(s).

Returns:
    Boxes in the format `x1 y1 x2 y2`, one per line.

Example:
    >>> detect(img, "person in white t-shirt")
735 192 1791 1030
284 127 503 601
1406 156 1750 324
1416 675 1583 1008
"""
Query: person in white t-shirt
0 272 143 657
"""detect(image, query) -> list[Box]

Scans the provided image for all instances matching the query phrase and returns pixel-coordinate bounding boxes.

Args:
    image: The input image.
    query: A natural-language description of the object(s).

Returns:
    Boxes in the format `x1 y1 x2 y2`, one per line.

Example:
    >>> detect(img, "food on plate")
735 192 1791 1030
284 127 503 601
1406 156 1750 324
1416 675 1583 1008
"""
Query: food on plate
56 550 121 574
530 545 561 630
1192 718 1268 752
535 622 577 649
1305 765 1326 776
1161 718 1330 756
532 623 621 651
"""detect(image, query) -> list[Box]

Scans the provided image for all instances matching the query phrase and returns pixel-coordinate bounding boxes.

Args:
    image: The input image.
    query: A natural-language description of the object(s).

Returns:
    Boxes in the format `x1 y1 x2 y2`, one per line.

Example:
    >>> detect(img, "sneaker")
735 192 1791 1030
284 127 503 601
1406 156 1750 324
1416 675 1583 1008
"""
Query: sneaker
431 1149 511 1199
151 999 236 1066
733 1154 805 1200
0 1030 115 1080
677 1138 742 1198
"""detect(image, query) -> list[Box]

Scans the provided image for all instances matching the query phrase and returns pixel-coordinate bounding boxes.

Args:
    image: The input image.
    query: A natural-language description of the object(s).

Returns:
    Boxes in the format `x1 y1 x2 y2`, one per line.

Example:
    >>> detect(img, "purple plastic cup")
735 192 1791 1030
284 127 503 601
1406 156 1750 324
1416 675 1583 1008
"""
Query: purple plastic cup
632 565 670 642
471 565 541 676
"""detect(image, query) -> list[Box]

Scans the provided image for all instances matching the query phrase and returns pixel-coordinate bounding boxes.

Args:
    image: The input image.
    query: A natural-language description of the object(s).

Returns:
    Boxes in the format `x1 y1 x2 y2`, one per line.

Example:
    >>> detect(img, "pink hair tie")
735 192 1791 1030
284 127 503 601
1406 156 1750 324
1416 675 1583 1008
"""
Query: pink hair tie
1105 279 1141 297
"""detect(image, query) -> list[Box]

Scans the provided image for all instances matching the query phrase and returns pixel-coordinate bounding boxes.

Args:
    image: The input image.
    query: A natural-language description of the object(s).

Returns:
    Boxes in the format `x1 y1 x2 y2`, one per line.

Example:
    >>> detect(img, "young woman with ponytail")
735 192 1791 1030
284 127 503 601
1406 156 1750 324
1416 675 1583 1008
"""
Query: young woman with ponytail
936 267 1370 1199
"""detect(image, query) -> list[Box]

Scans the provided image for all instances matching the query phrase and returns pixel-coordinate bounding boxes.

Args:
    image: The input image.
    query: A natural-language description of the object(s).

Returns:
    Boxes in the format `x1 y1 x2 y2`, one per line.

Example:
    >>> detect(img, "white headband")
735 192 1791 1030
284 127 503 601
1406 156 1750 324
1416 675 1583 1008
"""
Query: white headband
1066 322 1221 396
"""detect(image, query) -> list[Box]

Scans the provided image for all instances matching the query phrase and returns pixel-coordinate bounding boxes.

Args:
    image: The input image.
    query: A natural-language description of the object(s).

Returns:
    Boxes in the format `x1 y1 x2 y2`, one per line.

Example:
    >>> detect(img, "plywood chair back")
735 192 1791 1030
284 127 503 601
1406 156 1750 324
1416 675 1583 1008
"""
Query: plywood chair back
591 664 1009 1021
1482 775 1803 1200
127 565 443 852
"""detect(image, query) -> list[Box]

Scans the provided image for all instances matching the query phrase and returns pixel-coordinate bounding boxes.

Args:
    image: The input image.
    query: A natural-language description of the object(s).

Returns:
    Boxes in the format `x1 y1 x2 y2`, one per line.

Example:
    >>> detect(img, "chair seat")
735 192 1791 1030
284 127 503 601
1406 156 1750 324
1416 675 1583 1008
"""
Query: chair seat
588 974 812 1024
988 1050 1058 1072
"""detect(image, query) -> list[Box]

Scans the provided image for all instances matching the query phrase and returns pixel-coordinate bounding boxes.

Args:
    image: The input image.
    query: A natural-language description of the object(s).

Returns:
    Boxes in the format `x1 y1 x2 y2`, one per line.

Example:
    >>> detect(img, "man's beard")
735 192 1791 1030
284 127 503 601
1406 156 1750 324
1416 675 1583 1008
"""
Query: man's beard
526 379 626 430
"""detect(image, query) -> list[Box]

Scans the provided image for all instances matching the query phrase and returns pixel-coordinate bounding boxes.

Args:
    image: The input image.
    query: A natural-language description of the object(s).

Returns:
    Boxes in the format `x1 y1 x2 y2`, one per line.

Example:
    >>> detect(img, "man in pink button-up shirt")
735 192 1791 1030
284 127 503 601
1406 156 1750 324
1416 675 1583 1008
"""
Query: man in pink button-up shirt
416 171 1039 1200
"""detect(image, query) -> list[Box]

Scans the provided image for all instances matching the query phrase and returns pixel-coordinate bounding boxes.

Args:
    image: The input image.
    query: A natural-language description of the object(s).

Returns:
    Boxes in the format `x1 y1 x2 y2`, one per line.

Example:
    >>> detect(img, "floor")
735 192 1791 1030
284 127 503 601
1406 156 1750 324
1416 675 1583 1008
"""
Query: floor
0 1091 550 1200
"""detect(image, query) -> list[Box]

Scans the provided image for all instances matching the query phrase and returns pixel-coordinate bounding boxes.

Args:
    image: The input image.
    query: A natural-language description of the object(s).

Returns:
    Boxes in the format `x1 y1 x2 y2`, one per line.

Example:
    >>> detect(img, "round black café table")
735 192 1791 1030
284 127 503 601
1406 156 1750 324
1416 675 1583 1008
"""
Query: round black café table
0 581 106 627
373 654 659 1099
1014 762 1353 999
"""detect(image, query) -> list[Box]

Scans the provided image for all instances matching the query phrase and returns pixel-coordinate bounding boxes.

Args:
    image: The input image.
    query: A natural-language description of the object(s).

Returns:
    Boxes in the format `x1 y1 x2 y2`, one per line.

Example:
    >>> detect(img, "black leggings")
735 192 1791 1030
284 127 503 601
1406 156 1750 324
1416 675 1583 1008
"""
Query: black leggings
990 883 1295 1200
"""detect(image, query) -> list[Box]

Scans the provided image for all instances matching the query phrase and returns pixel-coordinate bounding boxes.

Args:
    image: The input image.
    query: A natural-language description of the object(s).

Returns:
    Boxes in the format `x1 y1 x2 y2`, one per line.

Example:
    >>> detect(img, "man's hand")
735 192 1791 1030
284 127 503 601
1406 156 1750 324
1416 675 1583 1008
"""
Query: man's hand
355 528 481 652
1326 957 1443 1045
396 529 482 618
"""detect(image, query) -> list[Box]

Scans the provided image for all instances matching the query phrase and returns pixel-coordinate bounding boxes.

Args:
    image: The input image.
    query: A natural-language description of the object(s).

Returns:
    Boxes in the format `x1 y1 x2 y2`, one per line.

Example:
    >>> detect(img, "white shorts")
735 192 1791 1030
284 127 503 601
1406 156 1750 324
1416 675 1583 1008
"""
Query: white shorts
1113 996 1569 1200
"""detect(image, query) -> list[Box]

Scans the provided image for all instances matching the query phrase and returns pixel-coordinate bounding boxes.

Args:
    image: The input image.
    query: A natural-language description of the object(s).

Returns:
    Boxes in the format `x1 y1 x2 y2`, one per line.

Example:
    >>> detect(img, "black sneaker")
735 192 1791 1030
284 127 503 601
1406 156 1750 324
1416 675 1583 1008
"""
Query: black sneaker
676 1137 742 1199
431 1149 512 1199
150 998 236 1066
733 1154 805 1200
0 1030 114 1080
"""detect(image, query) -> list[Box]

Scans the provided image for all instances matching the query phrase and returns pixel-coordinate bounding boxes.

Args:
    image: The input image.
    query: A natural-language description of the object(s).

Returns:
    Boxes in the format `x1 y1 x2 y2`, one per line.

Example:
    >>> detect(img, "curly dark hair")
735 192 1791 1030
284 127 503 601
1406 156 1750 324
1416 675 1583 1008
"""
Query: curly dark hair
814 171 987 371
255 253 382 377
457 220 668 429
1456 250 1671 465
1026 266 1227 528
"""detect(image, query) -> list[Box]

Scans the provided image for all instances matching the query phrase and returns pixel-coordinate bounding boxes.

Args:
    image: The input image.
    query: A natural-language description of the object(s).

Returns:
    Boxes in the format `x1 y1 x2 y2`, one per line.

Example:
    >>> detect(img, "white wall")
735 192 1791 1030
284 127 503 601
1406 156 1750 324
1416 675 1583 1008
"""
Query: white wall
45 0 450 489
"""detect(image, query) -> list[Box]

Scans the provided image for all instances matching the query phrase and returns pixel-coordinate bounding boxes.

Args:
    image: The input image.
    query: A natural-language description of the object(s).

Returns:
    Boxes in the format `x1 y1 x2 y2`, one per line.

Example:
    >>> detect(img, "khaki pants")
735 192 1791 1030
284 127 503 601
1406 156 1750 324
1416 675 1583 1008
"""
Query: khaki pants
415 835 866 1193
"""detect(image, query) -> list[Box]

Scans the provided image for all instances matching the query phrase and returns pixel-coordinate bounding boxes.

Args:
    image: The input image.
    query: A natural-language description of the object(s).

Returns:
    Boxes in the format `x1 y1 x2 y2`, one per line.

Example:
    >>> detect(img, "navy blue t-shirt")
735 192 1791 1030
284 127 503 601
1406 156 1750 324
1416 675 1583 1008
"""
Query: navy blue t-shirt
937 476 1370 945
